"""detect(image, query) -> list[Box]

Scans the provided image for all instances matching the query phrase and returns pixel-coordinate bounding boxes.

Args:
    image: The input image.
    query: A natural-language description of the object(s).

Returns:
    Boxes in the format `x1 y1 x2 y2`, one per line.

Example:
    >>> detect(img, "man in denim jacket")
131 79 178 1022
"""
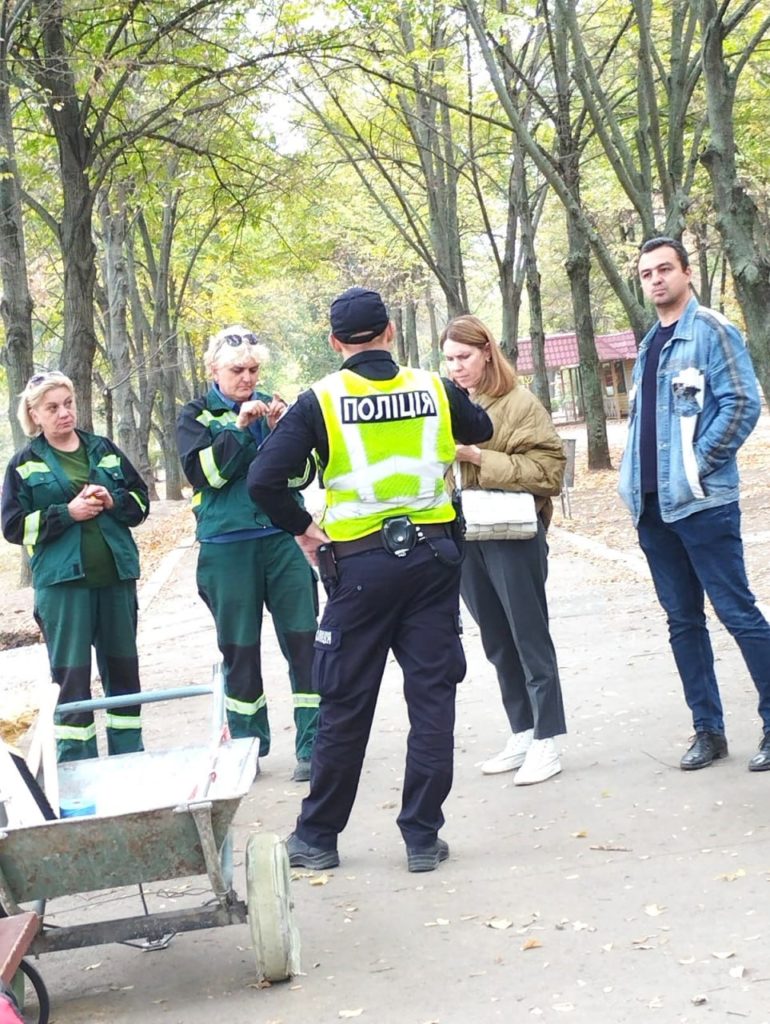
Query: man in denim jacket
619 236 770 772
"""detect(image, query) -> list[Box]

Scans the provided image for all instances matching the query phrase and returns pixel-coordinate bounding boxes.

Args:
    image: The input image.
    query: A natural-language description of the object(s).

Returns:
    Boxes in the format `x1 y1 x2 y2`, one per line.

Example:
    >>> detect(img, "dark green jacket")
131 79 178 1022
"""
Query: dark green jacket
1 430 150 588
176 387 313 541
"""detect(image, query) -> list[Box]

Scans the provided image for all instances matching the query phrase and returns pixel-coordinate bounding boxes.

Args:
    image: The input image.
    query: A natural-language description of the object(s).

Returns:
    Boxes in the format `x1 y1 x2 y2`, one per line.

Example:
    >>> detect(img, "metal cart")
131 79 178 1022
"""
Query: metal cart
0 683 300 1015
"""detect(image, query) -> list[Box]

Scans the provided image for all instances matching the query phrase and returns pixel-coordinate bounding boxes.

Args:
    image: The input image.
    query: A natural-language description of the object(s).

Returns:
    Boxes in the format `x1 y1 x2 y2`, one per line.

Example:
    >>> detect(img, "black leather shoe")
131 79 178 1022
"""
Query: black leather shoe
680 731 728 770
286 833 339 869
748 733 770 772
406 838 450 873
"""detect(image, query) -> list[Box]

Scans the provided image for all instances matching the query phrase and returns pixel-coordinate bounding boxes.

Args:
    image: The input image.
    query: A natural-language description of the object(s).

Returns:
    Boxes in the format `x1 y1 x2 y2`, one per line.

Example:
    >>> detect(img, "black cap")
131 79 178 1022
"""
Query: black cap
330 287 389 344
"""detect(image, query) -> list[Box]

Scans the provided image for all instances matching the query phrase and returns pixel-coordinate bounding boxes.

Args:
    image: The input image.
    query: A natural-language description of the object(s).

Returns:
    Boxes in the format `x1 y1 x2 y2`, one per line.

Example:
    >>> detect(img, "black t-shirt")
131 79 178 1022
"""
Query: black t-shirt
639 321 677 494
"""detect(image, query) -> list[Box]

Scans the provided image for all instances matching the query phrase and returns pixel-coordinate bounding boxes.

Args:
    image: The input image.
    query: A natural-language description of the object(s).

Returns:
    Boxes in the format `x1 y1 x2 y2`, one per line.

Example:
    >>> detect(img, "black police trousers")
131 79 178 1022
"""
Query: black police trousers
295 535 466 851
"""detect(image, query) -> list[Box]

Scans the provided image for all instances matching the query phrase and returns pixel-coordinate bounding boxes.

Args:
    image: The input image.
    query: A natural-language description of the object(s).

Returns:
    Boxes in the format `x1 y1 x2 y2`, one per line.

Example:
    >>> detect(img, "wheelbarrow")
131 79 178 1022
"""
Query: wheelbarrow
0 680 300 1017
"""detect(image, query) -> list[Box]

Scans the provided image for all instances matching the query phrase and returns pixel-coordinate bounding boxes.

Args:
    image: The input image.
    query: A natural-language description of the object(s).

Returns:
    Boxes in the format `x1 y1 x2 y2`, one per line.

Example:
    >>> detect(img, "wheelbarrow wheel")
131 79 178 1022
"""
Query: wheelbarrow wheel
14 959 49 1024
246 833 300 983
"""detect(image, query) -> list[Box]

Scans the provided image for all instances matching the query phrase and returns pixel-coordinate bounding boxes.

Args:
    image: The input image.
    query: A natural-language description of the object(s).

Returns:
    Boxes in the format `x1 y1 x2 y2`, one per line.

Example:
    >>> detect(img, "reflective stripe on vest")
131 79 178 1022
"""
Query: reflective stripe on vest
312 367 455 541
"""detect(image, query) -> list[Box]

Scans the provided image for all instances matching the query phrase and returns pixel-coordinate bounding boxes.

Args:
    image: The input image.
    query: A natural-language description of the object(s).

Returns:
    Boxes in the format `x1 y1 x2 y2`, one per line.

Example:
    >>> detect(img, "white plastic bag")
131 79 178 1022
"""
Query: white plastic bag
453 462 538 541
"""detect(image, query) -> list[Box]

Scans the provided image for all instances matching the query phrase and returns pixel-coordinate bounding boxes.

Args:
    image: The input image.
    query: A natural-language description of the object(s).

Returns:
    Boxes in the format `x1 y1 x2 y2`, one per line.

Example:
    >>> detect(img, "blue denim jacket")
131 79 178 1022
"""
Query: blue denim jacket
618 297 760 525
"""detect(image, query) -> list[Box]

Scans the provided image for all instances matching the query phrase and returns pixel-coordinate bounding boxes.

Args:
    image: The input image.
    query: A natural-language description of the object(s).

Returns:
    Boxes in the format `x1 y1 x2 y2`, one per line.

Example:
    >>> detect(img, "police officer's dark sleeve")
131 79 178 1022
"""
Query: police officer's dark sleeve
442 378 494 443
247 390 323 535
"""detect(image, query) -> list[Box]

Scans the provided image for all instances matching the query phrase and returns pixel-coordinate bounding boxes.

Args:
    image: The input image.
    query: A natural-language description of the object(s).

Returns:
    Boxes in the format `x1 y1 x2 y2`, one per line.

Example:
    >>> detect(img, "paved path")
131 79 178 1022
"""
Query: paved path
4 527 770 1024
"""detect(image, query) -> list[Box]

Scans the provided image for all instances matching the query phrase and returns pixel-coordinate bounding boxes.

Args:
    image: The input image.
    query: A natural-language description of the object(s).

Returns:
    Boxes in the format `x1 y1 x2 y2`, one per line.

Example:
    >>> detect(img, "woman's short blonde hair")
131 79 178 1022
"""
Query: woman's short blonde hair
17 371 75 437
204 325 269 379
439 315 517 398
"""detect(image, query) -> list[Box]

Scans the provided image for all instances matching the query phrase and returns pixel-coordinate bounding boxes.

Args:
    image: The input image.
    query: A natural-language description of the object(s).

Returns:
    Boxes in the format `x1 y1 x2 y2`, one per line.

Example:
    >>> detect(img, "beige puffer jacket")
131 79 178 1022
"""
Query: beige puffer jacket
452 386 566 529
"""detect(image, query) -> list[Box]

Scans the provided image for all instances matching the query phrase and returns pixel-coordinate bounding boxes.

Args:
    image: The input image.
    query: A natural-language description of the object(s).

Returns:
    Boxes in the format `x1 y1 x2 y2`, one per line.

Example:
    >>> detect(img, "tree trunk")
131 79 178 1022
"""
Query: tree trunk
699 0 770 402
392 306 407 365
127 217 159 501
397 12 468 318
0 52 34 451
425 287 440 371
551 1 610 468
405 299 419 367
154 191 184 501
37 0 98 429
98 188 143 465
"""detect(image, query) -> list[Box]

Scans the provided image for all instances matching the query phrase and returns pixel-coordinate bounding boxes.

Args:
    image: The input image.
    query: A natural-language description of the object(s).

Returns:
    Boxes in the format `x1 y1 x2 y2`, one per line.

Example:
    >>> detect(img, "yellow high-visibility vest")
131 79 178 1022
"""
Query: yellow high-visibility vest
312 366 456 541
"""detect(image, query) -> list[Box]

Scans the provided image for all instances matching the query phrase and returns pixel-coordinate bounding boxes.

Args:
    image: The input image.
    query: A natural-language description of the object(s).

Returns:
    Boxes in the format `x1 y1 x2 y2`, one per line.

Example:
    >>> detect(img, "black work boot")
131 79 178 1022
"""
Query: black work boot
286 833 339 869
406 838 450 873
680 731 728 770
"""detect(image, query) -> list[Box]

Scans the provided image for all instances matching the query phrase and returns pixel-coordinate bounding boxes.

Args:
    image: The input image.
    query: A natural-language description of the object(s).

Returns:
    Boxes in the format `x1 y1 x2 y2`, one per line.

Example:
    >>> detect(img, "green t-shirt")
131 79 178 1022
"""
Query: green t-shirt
54 443 119 588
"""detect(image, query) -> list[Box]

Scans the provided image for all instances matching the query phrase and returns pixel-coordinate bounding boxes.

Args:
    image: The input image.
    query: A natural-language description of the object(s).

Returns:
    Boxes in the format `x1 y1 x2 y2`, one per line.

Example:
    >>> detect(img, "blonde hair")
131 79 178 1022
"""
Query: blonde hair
204 325 269 379
17 371 75 437
439 315 517 398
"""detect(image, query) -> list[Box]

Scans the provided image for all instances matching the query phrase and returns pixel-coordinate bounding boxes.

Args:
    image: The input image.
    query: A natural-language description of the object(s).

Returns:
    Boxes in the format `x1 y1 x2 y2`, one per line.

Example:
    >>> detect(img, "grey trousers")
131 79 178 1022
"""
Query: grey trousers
460 523 566 739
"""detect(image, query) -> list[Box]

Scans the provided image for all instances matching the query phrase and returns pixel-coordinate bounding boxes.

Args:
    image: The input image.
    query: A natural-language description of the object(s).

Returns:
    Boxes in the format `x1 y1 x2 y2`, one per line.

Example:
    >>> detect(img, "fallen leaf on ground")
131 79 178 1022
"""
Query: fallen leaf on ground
309 874 330 886
712 951 735 960
339 1011 364 1019
571 830 588 838
729 965 745 979
644 904 665 916
484 917 513 930
716 869 746 882
691 995 707 1005
521 938 542 950
84 963 101 971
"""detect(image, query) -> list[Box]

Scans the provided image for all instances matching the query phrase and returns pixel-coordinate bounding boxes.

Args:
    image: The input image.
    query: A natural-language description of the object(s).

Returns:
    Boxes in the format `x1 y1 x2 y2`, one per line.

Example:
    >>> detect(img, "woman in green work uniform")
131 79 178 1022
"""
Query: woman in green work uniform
1 371 150 761
176 326 319 782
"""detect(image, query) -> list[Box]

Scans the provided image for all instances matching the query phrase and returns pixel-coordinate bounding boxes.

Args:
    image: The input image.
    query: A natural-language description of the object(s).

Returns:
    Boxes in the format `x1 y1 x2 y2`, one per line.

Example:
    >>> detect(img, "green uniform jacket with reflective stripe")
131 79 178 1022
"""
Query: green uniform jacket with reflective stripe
176 388 313 541
1 430 150 588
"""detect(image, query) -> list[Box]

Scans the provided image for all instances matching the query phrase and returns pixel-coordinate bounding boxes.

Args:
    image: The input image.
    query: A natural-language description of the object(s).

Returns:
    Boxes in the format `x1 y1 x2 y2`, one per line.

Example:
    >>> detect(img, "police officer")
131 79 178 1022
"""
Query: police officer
247 287 492 872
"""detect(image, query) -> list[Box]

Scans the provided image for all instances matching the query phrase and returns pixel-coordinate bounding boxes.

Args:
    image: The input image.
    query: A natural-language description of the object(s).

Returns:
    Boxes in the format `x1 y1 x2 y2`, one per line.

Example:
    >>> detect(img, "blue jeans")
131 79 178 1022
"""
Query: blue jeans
637 495 770 734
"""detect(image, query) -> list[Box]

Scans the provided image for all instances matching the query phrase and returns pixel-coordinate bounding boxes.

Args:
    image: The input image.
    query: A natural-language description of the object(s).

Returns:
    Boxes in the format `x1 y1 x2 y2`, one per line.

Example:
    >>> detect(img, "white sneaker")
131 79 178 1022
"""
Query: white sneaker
481 729 534 775
514 738 561 785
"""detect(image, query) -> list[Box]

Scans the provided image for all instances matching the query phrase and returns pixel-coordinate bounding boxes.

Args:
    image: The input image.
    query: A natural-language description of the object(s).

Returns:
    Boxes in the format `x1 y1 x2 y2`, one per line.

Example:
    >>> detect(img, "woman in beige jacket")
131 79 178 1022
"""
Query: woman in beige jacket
441 315 567 785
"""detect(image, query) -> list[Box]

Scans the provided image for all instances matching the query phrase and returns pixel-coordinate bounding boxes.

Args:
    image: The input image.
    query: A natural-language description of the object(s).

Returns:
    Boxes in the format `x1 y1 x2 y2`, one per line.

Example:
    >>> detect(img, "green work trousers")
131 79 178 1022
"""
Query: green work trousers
34 580 144 762
197 533 319 759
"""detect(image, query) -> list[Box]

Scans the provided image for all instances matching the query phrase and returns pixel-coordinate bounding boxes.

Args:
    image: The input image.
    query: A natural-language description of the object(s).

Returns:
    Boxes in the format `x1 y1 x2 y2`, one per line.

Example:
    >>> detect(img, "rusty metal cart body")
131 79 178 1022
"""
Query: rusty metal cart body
0 684 300 1007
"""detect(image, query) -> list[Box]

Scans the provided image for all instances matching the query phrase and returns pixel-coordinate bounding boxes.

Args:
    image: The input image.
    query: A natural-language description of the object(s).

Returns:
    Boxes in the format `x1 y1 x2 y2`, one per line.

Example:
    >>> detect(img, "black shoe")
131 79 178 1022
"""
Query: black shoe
748 733 770 772
291 759 311 782
680 731 728 771
406 838 450 873
286 833 339 870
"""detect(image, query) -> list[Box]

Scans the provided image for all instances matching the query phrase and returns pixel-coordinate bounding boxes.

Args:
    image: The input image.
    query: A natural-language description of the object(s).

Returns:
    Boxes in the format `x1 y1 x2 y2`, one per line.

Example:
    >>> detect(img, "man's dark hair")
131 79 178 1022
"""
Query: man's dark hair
639 236 690 269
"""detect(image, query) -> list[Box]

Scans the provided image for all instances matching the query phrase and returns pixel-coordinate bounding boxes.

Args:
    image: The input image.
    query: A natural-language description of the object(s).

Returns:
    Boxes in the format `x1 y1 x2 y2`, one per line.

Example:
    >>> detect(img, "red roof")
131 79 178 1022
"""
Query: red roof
515 330 637 374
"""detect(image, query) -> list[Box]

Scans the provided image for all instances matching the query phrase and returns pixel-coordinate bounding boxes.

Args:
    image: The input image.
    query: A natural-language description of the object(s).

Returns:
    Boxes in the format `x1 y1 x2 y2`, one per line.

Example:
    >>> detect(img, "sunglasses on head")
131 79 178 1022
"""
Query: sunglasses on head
28 370 67 386
219 332 260 349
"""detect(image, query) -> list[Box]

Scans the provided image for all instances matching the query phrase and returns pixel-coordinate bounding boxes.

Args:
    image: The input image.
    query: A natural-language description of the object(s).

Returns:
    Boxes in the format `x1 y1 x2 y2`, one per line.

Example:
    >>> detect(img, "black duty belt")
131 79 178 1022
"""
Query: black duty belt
332 522 452 560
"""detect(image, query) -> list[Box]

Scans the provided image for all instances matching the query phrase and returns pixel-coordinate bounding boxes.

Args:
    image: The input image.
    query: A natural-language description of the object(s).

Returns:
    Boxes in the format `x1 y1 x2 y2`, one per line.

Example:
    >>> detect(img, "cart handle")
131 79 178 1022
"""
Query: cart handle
57 685 213 714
